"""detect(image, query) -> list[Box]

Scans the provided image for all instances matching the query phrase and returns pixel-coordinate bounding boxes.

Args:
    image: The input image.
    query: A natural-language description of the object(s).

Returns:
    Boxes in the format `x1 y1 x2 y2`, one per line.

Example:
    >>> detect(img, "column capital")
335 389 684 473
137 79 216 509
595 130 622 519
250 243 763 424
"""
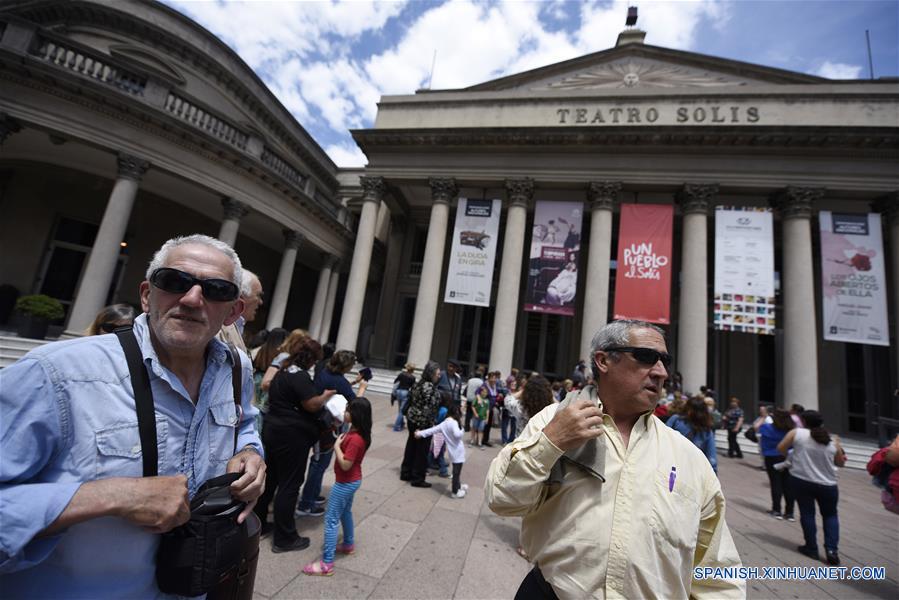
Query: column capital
872 191 899 227
360 176 387 204
429 177 458 205
221 197 250 220
676 183 718 215
0 113 22 146
282 229 304 250
116 153 150 182
321 253 339 269
587 181 622 211
771 186 824 220
505 177 535 208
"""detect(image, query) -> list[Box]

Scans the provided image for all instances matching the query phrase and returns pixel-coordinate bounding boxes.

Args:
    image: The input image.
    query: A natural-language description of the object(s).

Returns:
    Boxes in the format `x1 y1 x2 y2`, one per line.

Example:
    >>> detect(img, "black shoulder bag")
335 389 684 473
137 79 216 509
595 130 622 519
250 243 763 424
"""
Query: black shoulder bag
115 328 261 599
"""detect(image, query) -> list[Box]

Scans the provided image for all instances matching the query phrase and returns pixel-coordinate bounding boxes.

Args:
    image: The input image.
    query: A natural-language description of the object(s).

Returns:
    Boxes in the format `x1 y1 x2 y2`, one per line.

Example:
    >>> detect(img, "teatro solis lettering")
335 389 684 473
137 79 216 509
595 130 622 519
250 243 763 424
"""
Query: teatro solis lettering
556 105 760 124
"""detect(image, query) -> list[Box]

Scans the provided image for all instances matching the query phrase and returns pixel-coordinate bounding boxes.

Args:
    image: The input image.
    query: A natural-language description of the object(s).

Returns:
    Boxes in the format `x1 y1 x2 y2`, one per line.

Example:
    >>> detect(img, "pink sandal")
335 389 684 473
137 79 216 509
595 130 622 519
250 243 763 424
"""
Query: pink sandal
336 543 355 555
302 560 334 576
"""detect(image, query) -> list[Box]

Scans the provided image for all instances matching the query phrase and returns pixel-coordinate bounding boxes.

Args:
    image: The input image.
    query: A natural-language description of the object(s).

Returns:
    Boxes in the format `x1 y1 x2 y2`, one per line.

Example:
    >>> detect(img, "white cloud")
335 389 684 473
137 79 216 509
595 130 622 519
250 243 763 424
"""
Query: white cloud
813 60 863 79
326 142 368 168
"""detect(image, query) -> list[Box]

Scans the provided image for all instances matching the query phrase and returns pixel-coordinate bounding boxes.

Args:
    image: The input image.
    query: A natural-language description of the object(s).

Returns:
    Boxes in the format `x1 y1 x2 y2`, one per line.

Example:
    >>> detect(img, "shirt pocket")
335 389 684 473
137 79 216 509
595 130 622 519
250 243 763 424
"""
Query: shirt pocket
209 401 239 463
95 418 168 479
648 467 700 551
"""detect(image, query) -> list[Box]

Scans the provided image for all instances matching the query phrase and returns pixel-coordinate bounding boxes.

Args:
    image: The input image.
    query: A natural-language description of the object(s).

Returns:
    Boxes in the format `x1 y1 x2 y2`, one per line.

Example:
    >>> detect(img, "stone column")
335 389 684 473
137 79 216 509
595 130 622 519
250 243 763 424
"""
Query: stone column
580 181 621 361
66 153 149 334
336 176 384 351
266 229 303 330
873 191 899 382
320 264 341 343
218 197 249 247
773 186 824 409
308 254 337 340
489 178 533 374
675 183 716 394
407 178 457 368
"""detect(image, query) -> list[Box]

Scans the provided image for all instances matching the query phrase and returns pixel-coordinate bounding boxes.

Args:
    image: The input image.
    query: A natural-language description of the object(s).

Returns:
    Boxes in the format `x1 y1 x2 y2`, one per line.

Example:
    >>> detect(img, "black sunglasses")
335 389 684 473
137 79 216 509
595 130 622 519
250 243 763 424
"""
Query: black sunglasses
603 346 673 369
150 268 240 302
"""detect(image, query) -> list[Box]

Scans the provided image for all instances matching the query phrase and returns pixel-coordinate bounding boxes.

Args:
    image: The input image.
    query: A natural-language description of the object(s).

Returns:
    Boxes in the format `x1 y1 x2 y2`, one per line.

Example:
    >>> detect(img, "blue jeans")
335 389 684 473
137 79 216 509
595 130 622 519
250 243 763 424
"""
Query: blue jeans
297 447 333 511
500 410 516 444
791 474 839 552
322 480 361 563
393 389 409 431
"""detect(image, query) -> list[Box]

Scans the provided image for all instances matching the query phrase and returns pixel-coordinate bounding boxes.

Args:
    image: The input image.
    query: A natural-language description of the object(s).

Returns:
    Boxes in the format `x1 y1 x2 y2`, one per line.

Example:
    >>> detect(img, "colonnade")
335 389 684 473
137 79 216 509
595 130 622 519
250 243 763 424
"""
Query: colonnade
332 176 898 410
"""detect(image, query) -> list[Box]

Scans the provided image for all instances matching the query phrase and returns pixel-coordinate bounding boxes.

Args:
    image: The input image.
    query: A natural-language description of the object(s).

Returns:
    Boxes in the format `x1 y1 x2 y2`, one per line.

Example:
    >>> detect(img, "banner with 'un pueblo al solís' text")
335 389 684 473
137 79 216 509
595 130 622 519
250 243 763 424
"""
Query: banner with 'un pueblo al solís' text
612 204 673 324
523 200 583 317
714 207 776 335
444 198 501 307
820 211 889 346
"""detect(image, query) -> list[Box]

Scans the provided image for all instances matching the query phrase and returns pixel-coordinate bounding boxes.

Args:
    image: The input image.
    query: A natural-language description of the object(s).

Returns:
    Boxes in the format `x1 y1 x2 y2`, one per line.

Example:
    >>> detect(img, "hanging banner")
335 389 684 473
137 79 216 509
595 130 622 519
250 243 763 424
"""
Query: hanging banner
713 207 776 335
820 211 889 346
444 198 502 307
613 204 673 324
523 200 583 316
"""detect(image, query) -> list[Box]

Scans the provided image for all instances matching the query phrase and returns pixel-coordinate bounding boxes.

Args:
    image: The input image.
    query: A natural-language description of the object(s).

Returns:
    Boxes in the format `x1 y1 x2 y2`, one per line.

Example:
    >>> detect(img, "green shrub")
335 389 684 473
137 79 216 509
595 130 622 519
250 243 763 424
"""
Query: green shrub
15 294 65 320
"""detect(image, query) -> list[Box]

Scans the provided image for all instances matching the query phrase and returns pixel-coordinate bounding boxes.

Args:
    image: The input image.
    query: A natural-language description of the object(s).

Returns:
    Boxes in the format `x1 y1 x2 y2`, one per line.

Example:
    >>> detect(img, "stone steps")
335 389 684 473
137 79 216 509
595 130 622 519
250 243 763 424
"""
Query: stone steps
0 335 52 368
714 429 874 471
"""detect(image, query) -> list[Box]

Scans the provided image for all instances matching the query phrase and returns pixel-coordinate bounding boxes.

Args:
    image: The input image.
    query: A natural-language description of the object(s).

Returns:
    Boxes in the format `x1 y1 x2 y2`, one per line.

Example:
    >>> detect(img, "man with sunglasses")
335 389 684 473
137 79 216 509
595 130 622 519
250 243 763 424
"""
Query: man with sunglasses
487 319 744 600
0 234 265 598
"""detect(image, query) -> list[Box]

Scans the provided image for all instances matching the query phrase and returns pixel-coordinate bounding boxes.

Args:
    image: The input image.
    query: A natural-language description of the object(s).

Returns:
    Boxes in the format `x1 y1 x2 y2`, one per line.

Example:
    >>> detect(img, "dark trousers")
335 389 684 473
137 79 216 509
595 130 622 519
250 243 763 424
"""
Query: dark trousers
451 462 464 494
763 456 794 515
727 429 743 457
254 422 315 547
515 566 559 600
791 475 839 552
482 406 494 444
464 401 473 432
400 427 430 483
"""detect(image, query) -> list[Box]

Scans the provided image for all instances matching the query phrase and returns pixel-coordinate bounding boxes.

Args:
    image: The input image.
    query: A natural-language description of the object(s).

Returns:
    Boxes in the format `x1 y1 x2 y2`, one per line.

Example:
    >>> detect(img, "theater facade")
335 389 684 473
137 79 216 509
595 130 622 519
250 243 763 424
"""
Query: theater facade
1 1 897 437
346 29 899 437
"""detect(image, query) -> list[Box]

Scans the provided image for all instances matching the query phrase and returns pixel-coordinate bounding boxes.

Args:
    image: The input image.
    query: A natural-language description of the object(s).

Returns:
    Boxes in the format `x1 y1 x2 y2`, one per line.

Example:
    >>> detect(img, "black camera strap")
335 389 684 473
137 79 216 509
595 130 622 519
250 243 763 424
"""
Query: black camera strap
114 326 243 477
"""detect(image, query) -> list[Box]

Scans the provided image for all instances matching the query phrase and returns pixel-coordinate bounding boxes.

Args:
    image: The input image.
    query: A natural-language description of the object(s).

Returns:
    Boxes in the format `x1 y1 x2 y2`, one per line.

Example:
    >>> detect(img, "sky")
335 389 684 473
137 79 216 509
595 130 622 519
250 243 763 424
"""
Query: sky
163 0 899 168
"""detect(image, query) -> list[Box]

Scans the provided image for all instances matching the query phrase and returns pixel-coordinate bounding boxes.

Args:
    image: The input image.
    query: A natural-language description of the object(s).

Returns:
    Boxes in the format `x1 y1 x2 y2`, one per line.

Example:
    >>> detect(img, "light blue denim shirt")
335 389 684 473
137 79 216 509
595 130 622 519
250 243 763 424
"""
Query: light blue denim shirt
0 313 261 598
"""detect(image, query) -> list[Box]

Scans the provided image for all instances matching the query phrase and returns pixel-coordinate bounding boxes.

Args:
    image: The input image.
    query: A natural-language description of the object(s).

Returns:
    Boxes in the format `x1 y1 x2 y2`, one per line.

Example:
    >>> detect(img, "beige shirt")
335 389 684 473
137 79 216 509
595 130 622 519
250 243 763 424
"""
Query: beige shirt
217 323 247 353
485 386 745 600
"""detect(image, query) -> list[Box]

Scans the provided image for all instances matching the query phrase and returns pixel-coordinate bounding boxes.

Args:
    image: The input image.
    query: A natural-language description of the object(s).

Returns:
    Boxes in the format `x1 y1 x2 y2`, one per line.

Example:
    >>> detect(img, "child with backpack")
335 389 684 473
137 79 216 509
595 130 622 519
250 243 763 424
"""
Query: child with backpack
303 397 372 576
416 404 468 498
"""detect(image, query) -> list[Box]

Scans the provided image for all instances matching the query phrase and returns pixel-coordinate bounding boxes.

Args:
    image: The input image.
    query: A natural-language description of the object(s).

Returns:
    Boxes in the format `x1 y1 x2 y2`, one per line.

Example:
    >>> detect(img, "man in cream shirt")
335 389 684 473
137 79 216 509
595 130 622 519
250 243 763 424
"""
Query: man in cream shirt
486 320 745 599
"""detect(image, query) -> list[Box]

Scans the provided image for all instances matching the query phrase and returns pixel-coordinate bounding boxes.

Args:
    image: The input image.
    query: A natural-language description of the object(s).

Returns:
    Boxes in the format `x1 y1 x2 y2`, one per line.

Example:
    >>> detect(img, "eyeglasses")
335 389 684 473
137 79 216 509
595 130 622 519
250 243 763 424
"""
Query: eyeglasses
150 268 240 302
603 346 673 369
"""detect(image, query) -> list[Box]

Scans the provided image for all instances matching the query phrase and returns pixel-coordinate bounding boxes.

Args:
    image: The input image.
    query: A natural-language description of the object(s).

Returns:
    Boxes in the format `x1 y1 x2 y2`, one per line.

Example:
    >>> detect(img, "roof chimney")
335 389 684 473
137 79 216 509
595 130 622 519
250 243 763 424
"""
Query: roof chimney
617 6 646 46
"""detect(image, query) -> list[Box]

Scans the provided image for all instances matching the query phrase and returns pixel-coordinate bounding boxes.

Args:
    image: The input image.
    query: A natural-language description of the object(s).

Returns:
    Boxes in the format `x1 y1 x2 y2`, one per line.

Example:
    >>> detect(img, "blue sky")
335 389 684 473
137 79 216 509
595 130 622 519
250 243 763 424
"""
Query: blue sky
164 0 899 167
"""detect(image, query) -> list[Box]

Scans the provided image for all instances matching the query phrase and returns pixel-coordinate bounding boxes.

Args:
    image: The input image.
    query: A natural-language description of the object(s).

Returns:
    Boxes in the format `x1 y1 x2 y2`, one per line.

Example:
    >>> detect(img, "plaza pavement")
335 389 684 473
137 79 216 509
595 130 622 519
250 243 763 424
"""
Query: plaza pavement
253 392 898 600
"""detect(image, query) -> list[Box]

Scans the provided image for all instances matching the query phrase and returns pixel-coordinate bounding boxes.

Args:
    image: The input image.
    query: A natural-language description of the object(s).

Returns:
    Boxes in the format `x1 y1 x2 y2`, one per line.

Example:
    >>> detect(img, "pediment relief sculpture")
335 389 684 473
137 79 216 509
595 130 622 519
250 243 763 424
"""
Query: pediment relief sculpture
534 59 758 90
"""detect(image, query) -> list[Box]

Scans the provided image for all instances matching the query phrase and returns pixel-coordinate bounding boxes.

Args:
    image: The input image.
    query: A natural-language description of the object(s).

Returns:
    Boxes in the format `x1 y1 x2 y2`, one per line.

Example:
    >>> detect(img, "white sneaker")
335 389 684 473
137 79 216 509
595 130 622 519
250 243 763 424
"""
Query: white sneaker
461 483 469 491
452 489 466 499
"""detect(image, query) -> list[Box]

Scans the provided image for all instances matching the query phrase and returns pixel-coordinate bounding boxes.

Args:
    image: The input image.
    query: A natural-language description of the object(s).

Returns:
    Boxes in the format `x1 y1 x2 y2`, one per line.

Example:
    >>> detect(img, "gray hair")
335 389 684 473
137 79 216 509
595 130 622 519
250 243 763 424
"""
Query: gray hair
240 269 258 298
590 319 666 356
145 234 243 286
420 360 441 384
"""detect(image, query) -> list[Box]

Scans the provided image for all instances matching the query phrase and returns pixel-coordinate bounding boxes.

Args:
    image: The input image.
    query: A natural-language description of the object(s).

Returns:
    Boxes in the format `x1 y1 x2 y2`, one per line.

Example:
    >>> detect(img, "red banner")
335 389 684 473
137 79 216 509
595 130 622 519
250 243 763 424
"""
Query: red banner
613 204 673 324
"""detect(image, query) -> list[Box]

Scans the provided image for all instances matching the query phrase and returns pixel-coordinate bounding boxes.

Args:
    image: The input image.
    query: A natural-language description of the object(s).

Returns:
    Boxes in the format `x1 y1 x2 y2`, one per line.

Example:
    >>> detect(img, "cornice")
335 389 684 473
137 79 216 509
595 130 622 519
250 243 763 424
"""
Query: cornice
587 181 622 211
770 186 825 219
352 126 899 154
0 1 339 188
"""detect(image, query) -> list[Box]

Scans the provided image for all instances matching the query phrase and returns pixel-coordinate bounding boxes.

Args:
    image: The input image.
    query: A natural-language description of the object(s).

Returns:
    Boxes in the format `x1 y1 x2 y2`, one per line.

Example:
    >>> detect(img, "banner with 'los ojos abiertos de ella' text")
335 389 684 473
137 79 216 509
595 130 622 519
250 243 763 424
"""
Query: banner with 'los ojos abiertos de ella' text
523 200 584 317
444 198 501 307
613 204 673 324
820 211 889 346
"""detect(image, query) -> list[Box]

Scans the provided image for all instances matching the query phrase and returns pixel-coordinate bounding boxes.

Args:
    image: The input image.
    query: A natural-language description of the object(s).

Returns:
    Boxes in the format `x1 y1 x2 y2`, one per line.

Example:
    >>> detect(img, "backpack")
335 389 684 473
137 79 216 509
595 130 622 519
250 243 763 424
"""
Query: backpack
867 446 899 515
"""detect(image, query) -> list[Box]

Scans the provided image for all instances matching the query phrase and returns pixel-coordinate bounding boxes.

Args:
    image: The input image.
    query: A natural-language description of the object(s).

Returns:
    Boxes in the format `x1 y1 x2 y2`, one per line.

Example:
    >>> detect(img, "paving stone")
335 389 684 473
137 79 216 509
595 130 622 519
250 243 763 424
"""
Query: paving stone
271 568 379 599
455 538 531 599
375 480 440 524
336 512 419 578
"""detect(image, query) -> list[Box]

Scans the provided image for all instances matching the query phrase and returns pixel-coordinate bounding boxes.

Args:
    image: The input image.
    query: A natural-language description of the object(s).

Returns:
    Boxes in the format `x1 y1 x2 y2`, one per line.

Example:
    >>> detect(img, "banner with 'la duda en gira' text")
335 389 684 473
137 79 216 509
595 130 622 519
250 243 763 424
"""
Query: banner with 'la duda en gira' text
444 198 502 307
613 204 673 324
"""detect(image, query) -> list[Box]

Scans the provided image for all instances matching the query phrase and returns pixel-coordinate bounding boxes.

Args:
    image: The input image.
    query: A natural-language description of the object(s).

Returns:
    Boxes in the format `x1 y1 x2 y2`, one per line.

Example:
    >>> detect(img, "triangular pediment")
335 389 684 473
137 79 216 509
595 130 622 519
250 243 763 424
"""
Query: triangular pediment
464 44 825 92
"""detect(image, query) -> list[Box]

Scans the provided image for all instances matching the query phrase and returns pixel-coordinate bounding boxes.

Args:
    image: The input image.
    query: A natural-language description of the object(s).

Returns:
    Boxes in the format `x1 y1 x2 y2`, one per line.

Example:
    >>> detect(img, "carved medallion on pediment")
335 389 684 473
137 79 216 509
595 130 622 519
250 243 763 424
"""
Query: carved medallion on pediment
538 59 752 90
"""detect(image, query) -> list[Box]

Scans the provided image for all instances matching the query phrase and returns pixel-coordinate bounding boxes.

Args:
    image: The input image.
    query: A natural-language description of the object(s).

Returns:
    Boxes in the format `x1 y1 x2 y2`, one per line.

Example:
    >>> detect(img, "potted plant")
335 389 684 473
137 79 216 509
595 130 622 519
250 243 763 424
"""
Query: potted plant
14 294 64 339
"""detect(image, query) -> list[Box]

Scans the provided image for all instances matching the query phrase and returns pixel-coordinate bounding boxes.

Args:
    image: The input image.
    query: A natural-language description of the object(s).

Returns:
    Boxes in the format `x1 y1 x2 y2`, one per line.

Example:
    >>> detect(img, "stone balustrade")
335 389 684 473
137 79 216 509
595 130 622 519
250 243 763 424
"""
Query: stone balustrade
32 36 146 96
163 92 248 151
261 146 305 187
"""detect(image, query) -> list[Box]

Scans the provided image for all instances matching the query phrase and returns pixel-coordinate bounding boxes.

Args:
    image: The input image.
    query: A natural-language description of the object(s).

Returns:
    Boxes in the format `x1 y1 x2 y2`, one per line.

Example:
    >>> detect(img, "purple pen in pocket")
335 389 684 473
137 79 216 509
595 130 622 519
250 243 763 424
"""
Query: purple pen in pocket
668 466 676 492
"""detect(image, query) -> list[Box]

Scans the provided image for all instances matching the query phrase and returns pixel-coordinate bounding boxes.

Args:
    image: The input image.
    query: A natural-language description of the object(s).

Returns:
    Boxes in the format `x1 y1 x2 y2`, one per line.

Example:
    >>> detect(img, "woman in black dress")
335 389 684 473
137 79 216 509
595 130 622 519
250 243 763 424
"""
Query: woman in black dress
400 360 441 487
253 337 335 552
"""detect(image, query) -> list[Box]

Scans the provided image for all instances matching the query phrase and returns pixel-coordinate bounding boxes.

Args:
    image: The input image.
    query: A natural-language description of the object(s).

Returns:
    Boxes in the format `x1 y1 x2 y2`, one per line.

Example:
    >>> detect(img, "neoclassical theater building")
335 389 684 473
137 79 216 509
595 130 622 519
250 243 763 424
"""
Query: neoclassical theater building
1 1 897 437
